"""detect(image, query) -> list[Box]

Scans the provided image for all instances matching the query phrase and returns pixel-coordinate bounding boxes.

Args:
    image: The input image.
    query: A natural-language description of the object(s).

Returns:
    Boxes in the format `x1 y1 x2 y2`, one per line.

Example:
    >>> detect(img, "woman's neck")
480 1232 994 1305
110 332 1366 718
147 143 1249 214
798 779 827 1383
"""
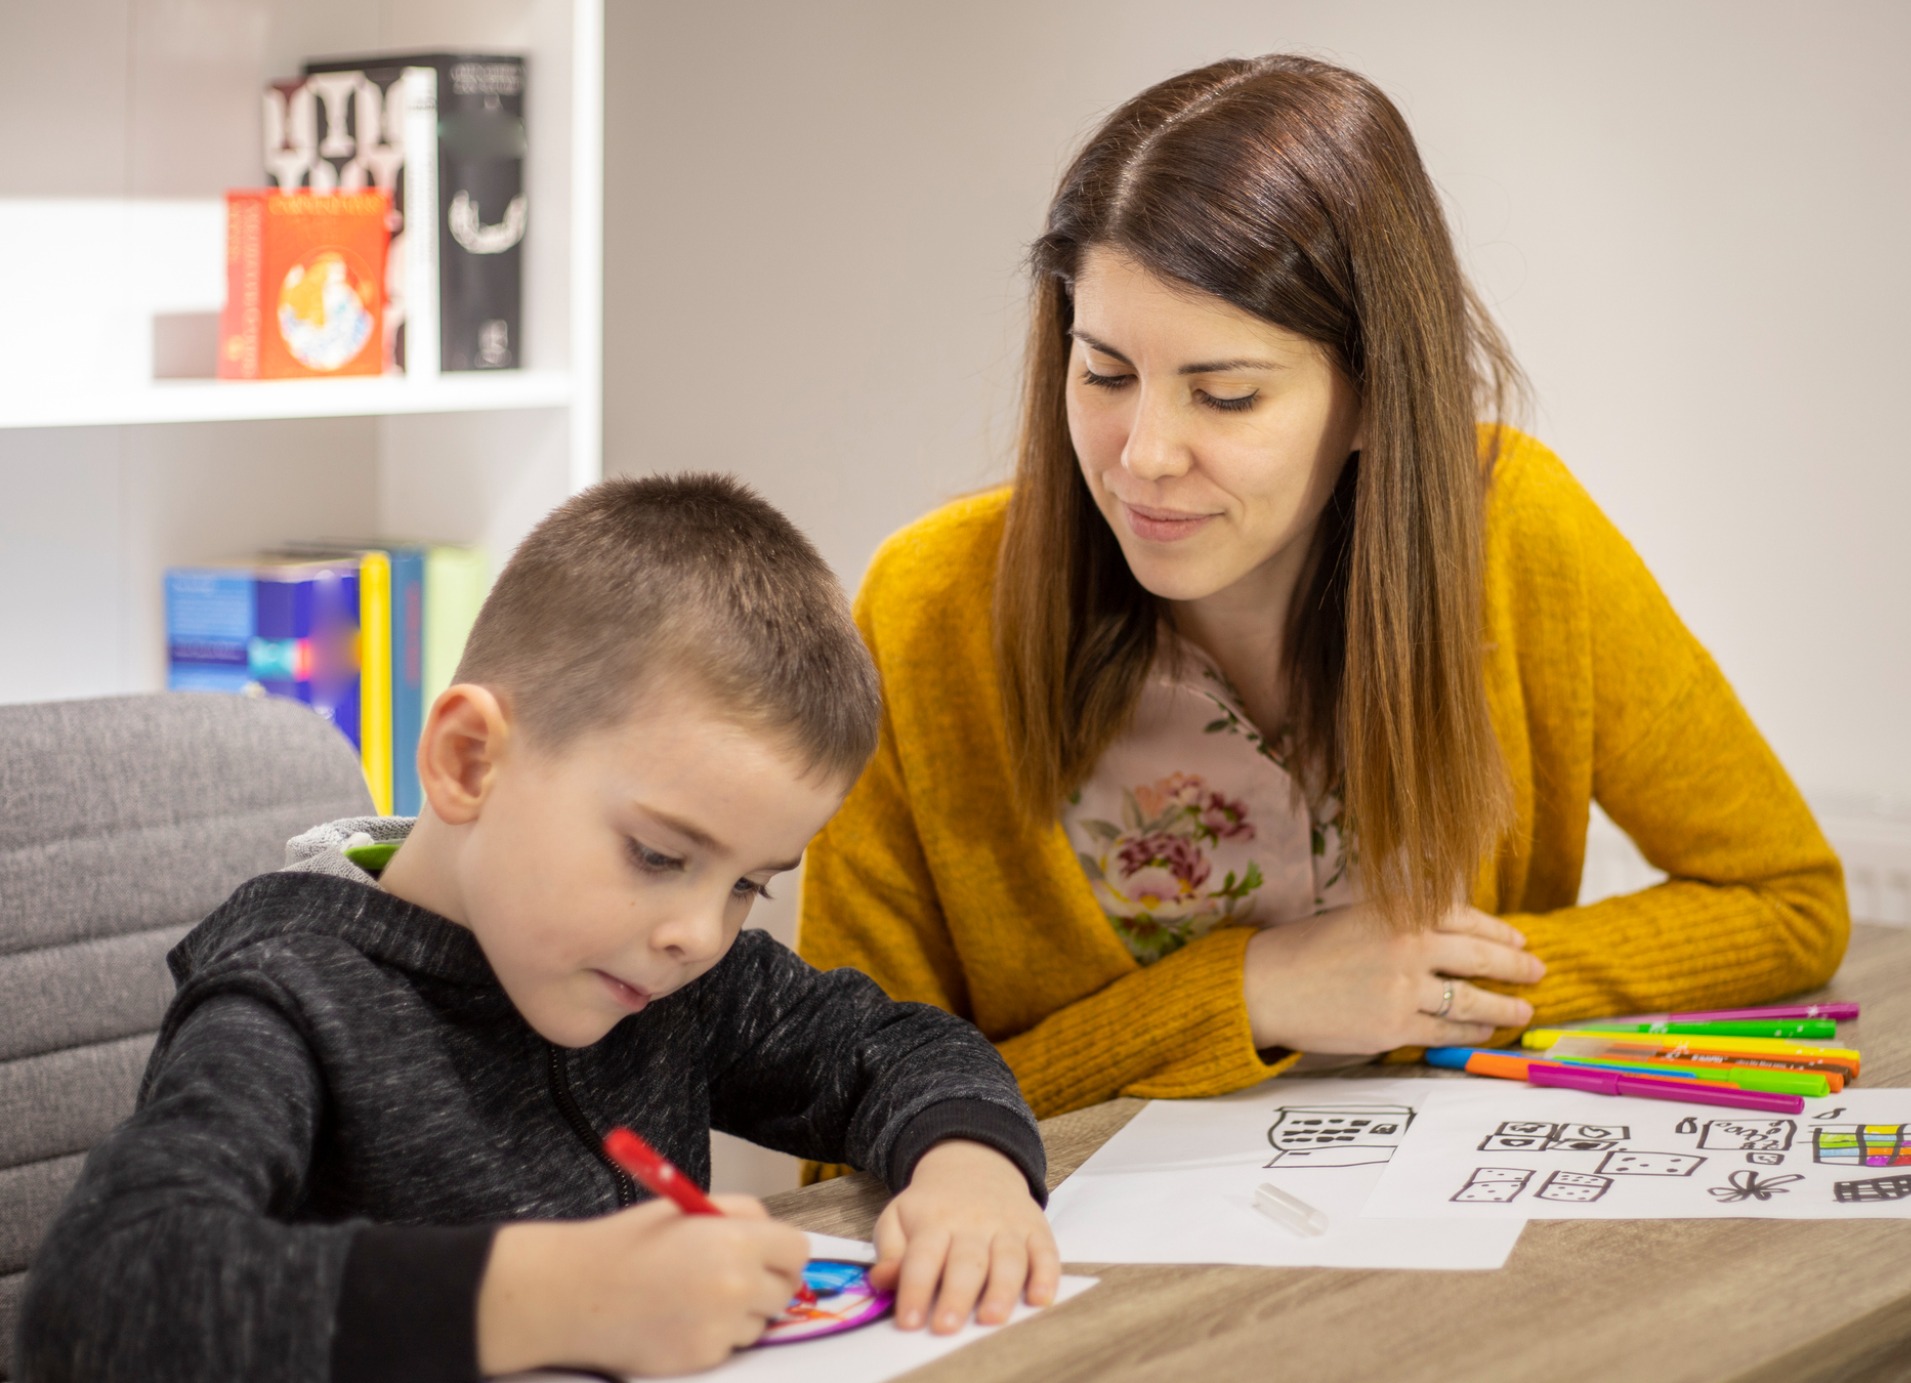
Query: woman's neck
1167 533 1314 739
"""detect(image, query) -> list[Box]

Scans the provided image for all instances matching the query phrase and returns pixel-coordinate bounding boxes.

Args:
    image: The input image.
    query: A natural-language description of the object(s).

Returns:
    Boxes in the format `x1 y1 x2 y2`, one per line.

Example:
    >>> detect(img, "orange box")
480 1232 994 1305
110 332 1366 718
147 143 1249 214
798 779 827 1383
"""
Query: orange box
219 189 390 379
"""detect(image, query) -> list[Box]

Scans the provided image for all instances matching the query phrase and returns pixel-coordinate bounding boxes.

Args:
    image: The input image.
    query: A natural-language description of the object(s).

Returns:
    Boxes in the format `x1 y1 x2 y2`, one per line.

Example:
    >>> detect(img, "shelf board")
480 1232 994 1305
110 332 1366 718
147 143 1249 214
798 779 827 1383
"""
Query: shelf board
0 370 576 430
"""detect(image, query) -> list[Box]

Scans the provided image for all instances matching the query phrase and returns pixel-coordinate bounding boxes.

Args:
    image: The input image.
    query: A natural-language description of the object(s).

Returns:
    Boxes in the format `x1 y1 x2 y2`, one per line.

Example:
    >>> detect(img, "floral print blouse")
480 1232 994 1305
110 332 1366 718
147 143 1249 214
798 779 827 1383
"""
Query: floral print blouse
1062 635 1356 964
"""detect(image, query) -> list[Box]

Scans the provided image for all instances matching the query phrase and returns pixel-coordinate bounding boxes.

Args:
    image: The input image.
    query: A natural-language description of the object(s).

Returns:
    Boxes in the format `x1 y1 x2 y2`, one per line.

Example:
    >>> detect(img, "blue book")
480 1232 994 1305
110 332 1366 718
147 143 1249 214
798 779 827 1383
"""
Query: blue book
164 559 363 752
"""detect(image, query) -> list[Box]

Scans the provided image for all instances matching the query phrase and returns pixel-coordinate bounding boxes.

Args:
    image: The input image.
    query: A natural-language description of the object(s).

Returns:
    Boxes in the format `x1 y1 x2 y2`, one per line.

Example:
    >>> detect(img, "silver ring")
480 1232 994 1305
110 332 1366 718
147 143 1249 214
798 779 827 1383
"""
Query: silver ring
1433 981 1455 1020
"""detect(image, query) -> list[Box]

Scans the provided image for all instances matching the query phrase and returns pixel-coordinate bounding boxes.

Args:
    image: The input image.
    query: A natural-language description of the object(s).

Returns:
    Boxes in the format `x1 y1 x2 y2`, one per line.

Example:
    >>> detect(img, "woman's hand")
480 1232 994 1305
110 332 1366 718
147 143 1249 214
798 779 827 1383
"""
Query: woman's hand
476 1193 809 1377
1243 903 1544 1053
869 1139 1059 1334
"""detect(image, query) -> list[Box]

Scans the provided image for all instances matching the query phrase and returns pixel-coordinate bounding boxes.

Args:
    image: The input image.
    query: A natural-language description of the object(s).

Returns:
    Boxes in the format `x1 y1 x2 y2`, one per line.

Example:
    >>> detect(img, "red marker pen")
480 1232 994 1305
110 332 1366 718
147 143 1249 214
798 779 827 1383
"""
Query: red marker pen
603 1127 816 1304
603 1127 722 1214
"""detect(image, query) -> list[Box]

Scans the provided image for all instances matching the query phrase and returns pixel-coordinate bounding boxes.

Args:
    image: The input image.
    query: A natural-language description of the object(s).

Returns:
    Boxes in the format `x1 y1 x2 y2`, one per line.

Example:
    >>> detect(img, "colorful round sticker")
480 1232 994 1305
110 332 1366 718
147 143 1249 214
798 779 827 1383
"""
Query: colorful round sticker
755 1259 895 1346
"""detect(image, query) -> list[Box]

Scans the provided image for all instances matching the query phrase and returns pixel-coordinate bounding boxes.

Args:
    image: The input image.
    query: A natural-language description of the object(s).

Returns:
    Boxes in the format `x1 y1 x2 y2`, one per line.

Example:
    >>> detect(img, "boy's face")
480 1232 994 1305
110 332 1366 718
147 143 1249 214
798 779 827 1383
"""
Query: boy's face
454 682 847 1047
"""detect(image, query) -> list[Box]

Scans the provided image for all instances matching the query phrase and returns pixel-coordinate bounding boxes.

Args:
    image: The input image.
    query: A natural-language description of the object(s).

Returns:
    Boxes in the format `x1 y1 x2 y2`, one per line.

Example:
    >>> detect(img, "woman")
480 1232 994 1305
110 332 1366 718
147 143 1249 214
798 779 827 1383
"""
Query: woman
798 54 1846 1120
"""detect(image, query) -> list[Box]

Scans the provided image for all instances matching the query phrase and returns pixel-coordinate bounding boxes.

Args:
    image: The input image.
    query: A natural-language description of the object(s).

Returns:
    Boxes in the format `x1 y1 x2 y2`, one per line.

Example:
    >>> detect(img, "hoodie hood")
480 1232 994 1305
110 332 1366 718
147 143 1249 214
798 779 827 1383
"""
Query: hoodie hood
167 817 494 990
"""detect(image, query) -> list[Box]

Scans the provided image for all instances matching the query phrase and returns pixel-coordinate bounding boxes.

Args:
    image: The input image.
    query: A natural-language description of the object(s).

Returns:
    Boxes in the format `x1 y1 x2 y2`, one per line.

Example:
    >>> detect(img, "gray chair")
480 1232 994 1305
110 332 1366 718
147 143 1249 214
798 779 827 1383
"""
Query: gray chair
0 693 373 1376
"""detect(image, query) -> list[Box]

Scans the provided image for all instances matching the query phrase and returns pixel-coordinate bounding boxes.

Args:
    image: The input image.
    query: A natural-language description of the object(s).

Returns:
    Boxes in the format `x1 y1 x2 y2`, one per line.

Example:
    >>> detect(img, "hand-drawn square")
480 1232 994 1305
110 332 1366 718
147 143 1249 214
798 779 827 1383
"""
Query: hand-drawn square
1266 1104 1415 1169
1546 1137 1622 1154
1833 1173 1911 1203
1478 1134 1554 1152
1535 1169 1612 1203
1494 1121 1559 1138
1698 1119 1796 1153
1747 1152 1785 1165
1561 1124 1629 1142
1597 1150 1704 1177
1452 1167 1532 1203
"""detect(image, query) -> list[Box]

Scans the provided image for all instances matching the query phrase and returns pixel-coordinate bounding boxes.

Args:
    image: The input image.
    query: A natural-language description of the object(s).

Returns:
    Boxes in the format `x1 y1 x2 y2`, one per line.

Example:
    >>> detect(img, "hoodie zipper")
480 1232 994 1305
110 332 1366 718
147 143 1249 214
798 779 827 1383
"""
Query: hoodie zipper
546 1043 638 1207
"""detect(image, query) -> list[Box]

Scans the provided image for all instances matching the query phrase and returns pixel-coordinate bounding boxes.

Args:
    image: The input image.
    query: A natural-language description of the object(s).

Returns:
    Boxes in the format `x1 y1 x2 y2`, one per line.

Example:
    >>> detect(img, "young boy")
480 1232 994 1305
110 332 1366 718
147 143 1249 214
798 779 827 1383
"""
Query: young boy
17 476 1058 1382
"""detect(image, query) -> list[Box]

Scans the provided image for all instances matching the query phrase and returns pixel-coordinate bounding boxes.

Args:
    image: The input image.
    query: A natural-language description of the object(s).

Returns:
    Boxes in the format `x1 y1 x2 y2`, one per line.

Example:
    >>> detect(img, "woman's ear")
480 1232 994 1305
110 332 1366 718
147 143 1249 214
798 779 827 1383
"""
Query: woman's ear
417 684 511 826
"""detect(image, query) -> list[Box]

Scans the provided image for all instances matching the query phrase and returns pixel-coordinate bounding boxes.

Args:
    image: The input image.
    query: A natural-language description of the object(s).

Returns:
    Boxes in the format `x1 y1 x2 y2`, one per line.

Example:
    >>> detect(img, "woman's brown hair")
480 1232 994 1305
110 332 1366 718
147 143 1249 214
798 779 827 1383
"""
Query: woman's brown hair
995 54 1523 928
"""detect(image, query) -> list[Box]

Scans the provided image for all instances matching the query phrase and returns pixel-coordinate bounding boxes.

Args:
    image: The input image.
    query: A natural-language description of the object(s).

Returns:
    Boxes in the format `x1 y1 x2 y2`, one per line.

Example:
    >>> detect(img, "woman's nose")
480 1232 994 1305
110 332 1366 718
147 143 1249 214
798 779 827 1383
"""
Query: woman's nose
1120 387 1192 482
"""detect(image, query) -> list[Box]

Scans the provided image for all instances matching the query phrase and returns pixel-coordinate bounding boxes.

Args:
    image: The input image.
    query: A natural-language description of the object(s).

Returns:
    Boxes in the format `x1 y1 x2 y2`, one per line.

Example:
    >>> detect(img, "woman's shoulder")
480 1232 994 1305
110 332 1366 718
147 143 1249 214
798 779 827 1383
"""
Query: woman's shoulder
859 486 1012 613
1478 423 1628 565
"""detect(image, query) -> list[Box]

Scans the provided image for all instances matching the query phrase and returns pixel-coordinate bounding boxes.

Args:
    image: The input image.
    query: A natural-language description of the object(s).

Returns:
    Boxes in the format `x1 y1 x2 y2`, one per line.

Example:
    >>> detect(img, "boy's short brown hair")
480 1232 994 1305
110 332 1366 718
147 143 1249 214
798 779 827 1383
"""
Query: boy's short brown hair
455 474 880 780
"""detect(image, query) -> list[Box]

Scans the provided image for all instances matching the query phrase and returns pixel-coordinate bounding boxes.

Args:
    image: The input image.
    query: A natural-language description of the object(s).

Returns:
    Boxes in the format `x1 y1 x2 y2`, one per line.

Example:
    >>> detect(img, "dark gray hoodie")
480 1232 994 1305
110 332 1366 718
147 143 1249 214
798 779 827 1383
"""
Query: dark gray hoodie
14 819 1044 1383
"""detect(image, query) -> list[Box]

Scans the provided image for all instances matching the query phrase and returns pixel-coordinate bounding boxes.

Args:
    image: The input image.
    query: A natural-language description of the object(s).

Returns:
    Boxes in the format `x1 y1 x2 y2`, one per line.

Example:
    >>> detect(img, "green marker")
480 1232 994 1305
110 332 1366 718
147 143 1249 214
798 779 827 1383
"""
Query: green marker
1623 1019 1836 1040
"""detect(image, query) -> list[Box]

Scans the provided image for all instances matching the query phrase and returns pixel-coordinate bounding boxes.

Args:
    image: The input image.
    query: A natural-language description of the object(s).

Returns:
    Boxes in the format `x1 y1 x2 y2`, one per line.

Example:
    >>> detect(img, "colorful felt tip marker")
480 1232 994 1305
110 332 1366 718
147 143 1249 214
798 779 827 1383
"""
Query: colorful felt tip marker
1426 1047 1806 1114
1614 1020 1836 1040
604 1127 723 1214
1569 1002 1858 1025
604 1127 816 1305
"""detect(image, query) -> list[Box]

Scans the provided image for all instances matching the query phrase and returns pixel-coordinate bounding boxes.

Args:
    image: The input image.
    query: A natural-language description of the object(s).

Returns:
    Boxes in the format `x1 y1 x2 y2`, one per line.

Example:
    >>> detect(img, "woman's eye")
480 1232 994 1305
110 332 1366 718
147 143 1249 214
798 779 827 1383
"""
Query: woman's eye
627 840 683 875
1079 366 1132 391
1199 389 1258 413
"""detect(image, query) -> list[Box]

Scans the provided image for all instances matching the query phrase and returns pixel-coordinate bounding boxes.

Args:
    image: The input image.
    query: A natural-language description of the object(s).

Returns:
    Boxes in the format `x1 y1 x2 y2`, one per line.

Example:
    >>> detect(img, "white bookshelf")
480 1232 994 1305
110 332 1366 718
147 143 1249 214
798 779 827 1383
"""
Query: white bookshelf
0 0 603 705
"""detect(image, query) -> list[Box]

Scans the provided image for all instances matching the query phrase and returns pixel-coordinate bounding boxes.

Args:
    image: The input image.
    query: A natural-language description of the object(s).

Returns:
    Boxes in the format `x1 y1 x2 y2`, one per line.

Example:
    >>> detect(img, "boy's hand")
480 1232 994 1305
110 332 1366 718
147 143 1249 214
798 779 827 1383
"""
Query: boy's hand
869 1139 1059 1334
477 1193 808 1377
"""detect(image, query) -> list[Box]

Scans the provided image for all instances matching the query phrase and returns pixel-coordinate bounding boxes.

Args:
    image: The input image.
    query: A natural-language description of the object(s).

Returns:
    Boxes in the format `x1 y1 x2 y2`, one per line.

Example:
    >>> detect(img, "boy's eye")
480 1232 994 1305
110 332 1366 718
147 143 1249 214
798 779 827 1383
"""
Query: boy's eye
733 877 774 901
627 839 684 875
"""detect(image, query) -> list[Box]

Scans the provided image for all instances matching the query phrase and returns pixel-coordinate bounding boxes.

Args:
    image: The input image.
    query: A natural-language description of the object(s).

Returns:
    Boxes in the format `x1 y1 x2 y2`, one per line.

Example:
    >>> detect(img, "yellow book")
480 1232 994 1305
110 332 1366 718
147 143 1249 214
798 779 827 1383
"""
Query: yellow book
355 550 393 814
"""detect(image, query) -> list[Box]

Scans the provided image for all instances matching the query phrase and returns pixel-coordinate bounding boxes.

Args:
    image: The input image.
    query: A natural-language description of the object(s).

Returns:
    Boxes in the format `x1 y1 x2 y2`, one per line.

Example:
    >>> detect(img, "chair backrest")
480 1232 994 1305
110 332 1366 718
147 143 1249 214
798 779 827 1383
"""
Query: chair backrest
0 693 373 1376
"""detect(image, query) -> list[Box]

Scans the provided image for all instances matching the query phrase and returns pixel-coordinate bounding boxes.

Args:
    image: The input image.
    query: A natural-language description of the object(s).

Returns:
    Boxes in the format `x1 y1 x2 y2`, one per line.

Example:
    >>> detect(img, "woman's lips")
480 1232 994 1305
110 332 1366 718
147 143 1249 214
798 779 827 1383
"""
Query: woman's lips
1122 501 1217 543
596 970 652 1013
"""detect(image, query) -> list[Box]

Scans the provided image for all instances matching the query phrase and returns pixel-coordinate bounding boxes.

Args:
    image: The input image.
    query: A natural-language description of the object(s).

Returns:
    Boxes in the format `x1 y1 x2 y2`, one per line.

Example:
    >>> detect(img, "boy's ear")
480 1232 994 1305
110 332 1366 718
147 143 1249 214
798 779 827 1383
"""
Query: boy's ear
417 685 512 826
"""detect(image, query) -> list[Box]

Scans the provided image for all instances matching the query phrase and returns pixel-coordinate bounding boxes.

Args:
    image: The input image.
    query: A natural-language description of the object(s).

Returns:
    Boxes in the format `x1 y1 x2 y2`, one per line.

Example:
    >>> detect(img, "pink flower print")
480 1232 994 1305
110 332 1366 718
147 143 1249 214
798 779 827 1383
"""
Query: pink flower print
1114 831 1213 917
1199 790 1255 842
1134 772 1207 821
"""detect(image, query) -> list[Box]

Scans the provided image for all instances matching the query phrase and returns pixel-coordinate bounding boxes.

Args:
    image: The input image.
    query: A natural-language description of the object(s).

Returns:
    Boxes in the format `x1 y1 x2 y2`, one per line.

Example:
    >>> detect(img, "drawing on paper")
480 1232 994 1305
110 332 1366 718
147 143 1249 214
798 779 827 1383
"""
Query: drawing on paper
1596 1150 1705 1177
1747 1153 1785 1165
1707 1170 1803 1203
1833 1173 1911 1204
1534 1170 1611 1203
1698 1119 1795 1163
1265 1104 1414 1168
1676 1117 1699 1136
1452 1167 1533 1203
755 1260 894 1346
1813 1107 1848 1121
1477 1121 1629 1154
1813 1125 1911 1168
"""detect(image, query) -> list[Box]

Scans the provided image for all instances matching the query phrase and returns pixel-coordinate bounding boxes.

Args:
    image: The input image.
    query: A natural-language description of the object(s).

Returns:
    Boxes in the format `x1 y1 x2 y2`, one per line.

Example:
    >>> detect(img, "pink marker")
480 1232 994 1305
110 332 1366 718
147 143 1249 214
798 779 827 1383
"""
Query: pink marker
1527 1061 1804 1114
1666 1003 1858 1023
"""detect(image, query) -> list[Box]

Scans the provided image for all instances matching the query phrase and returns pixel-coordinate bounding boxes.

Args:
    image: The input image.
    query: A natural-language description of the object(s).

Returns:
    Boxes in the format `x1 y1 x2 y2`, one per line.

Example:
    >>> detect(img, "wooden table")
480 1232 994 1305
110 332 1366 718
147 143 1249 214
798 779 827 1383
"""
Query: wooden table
764 923 1911 1383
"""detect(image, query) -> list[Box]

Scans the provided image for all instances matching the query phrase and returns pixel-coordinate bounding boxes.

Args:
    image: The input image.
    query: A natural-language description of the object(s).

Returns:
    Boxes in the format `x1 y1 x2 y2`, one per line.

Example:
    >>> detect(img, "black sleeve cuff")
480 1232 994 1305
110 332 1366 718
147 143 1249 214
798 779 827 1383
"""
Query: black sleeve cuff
331 1223 497 1383
887 1098 1049 1206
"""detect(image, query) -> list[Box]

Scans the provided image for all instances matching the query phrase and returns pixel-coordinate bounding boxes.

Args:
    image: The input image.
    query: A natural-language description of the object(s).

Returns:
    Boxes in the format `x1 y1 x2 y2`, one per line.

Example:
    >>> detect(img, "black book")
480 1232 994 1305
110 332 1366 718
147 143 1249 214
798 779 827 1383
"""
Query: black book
302 53 526 373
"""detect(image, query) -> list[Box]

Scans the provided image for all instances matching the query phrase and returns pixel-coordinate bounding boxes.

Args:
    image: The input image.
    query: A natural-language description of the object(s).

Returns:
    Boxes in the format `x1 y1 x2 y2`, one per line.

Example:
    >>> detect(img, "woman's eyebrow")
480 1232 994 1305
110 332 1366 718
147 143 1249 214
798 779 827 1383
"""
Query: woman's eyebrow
1071 329 1281 376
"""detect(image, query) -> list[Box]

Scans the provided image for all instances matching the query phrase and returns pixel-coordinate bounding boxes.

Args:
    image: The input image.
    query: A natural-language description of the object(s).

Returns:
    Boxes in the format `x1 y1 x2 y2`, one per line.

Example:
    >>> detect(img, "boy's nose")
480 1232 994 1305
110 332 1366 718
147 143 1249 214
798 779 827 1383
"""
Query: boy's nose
653 899 728 965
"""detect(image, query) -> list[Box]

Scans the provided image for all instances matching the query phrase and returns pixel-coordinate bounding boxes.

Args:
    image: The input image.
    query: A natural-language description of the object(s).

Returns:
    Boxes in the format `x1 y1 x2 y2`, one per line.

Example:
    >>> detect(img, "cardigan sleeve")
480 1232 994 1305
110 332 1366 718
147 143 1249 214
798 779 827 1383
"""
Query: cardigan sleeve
1493 457 1849 1024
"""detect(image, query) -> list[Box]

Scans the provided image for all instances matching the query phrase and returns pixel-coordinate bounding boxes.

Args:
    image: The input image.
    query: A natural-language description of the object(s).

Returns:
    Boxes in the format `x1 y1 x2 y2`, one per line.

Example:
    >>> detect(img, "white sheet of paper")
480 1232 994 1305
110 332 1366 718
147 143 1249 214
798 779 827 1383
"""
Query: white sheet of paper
506 1236 1097 1383
1363 1082 1911 1220
1043 1077 1523 1268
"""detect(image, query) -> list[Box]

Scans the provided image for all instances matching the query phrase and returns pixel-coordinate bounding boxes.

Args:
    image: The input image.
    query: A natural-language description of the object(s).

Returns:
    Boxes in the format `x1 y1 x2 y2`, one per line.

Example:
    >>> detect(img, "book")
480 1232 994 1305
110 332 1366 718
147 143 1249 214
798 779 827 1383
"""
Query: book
270 544 395 814
422 544 490 714
218 189 390 379
263 70 439 376
303 53 525 373
164 559 364 762
281 541 428 816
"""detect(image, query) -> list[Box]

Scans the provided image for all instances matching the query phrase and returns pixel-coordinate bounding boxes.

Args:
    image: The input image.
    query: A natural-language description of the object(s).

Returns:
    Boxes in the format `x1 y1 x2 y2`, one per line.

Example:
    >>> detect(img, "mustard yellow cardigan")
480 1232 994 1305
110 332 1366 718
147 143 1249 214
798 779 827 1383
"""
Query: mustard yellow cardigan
797 431 1849 1120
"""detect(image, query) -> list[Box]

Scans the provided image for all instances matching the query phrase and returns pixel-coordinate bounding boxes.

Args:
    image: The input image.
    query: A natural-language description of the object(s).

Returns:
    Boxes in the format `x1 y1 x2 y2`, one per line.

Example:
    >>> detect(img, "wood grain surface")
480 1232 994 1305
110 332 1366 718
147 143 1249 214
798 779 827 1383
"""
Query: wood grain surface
763 923 1911 1383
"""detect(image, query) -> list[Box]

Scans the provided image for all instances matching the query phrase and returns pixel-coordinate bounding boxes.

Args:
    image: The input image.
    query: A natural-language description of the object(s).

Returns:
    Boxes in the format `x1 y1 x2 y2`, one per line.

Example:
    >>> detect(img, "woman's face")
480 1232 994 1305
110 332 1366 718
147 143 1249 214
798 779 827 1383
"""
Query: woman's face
1065 246 1363 608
